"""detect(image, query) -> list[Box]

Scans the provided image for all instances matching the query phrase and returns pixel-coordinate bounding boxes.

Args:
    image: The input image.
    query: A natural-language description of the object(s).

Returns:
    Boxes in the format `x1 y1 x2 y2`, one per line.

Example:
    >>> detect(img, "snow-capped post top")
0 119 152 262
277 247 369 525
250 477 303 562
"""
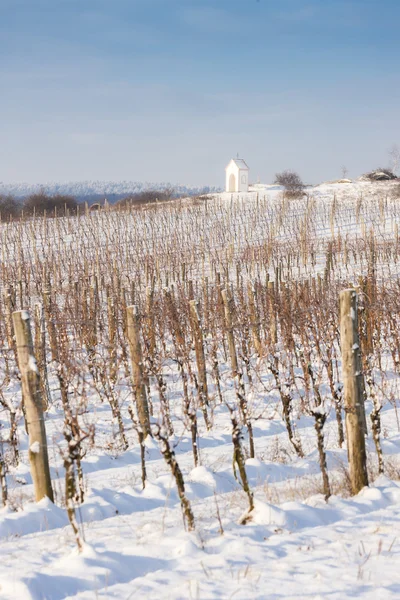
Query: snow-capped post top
340 288 358 320
30 441 41 454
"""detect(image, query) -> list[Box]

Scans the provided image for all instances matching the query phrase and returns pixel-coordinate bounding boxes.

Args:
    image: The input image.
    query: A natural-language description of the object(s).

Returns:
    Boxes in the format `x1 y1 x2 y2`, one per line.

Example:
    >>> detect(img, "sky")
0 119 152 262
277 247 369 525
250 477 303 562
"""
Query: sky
1 0 400 187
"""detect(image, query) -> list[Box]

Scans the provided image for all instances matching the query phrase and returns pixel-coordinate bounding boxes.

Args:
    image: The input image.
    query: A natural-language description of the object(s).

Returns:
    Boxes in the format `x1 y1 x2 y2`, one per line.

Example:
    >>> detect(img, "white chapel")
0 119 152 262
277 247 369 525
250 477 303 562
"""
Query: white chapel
225 158 249 193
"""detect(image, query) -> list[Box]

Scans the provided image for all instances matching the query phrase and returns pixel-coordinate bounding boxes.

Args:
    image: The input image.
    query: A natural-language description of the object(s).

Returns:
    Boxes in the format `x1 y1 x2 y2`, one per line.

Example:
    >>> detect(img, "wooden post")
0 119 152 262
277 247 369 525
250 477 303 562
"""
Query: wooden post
221 288 238 376
107 291 118 383
4 286 16 357
222 288 255 457
145 286 156 360
339 289 368 494
34 303 50 410
268 281 278 345
12 310 54 502
43 286 59 363
189 301 209 406
126 305 151 437
247 283 262 357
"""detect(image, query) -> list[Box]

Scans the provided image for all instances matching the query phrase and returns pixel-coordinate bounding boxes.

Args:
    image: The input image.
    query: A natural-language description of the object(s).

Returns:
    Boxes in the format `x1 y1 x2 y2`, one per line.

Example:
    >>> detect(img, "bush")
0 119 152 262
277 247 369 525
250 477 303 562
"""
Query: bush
0 194 21 220
116 188 175 208
23 192 79 216
274 170 305 197
361 168 397 182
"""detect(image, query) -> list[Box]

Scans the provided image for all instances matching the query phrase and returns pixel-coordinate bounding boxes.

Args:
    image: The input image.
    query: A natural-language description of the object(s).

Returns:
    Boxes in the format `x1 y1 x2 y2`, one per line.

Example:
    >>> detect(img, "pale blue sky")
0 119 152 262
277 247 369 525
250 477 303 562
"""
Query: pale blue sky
1 0 399 186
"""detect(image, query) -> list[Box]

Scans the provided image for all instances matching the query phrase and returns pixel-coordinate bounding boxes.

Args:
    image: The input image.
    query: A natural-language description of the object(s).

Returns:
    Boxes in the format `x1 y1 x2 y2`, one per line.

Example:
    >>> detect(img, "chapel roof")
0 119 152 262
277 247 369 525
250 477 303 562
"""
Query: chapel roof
226 158 249 170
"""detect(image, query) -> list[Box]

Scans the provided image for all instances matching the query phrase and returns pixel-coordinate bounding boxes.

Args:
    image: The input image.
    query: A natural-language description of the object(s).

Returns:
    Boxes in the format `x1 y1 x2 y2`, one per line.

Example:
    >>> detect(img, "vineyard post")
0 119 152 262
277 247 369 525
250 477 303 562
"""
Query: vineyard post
145 286 156 360
247 282 262 357
43 285 59 363
339 289 368 494
189 300 209 407
4 286 16 357
222 288 255 457
126 305 151 437
12 310 54 502
268 281 278 345
34 303 50 410
221 288 238 376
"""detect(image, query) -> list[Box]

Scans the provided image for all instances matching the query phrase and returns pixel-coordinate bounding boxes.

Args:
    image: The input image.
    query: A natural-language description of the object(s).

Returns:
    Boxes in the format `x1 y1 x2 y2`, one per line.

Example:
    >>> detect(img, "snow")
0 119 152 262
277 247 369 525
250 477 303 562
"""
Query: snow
29 441 40 454
2 387 400 598
1 178 400 598
28 356 39 375
1 476 400 598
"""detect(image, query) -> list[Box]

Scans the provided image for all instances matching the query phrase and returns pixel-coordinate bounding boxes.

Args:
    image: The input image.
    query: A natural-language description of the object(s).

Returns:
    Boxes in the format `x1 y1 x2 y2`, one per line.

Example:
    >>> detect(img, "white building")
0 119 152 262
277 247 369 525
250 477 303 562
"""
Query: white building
225 158 249 193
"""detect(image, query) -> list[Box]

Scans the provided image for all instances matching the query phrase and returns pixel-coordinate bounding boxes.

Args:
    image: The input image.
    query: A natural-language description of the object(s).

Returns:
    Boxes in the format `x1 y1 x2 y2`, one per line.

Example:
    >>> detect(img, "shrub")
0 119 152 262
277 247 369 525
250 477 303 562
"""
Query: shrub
361 168 397 182
116 188 175 208
23 192 79 216
274 170 305 197
0 194 21 220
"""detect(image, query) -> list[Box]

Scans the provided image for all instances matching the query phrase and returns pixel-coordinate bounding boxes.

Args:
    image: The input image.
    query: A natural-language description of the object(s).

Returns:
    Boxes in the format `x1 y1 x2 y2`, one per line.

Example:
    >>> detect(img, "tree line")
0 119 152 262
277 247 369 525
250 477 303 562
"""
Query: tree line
0 188 177 220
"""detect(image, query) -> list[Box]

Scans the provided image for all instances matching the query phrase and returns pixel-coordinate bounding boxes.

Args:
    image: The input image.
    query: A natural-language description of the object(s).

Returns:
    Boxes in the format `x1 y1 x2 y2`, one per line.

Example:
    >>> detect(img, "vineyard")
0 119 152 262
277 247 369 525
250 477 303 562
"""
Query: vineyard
1 181 400 599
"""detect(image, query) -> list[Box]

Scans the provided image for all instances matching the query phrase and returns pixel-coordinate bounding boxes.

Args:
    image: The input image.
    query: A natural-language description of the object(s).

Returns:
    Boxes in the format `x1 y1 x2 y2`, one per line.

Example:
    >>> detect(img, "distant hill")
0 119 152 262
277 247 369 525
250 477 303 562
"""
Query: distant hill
0 180 222 203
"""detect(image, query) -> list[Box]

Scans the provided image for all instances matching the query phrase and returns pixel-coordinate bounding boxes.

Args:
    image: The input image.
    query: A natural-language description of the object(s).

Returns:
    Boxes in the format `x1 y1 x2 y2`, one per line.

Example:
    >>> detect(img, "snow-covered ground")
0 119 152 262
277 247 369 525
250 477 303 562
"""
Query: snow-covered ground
1 179 400 599
2 402 400 599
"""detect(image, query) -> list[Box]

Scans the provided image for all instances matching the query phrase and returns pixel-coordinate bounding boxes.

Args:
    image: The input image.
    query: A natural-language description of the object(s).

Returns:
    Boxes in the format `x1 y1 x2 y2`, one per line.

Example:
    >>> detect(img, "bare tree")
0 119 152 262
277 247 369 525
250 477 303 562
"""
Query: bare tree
0 195 21 220
24 192 79 216
274 170 305 197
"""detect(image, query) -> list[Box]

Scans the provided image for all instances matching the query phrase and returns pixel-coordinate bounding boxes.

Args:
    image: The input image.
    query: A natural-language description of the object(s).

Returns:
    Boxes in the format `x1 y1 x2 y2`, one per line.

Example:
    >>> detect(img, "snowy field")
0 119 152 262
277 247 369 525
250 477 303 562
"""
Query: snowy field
1 180 400 599
2 414 400 599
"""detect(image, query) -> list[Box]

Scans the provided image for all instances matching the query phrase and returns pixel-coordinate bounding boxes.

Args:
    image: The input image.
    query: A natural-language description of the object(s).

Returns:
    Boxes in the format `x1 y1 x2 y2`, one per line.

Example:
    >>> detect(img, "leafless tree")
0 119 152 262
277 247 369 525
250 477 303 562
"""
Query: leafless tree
0 195 21 220
274 170 305 197
23 192 79 216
